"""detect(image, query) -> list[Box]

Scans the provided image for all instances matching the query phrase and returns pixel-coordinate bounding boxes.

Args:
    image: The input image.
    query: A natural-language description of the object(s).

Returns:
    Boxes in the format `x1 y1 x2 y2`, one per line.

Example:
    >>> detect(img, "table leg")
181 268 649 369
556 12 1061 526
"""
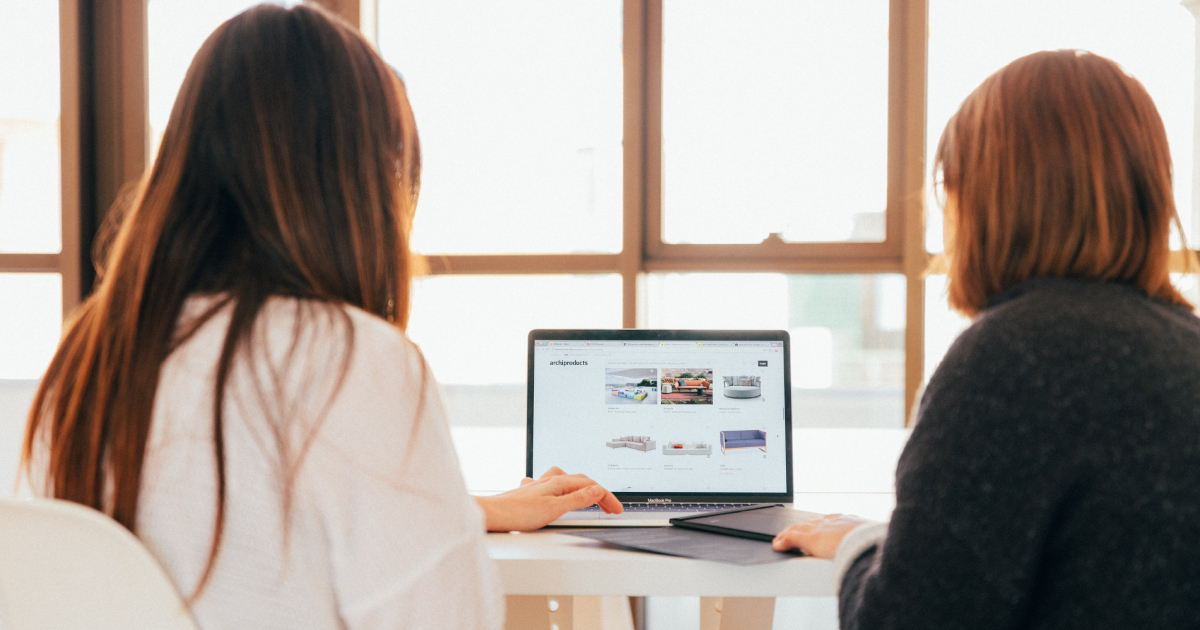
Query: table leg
700 597 776 630
630 596 647 630
504 596 636 630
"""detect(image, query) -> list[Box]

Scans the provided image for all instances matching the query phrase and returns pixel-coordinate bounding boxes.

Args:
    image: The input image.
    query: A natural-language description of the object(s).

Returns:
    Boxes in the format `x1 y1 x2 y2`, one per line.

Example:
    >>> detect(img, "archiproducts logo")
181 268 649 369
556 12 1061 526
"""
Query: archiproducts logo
549 359 588 366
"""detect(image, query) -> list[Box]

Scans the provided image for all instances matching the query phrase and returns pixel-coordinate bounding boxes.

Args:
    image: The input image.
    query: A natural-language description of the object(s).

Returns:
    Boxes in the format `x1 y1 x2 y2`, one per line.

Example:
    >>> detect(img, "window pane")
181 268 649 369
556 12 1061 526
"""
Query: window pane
0 273 61 379
1172 273 1200 310
662 1 889 245
406 275 622 426
927 0 1195 252
646 273 905 428
0 3 61 253
148 1 300 159
923 275 971 384
378 1 623 255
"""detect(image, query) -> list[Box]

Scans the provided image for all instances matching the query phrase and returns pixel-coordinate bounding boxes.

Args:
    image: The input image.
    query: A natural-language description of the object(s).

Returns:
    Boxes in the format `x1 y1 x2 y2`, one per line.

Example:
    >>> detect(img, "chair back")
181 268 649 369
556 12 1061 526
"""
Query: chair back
0 497 199 630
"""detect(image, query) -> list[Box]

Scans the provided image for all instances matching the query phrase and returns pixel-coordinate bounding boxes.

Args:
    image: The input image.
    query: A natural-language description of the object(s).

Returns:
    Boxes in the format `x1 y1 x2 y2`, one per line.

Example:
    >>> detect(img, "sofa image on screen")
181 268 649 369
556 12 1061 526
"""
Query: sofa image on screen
605 369 659 405
720 430 766 454
660 371 714 404
722 376 761 399
606 436 656 451
662 442 712 456
667 378 710 395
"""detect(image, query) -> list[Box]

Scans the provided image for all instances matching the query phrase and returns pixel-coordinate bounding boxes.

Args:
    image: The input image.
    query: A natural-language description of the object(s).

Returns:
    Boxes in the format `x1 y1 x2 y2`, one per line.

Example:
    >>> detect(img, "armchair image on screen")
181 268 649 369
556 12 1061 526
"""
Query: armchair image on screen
722 375 761 399
720 430 766 454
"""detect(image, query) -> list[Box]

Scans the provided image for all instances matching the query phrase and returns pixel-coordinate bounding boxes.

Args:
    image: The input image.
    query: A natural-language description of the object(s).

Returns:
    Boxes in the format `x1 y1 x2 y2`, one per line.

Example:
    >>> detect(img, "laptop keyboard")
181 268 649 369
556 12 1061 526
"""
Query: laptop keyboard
575 503 755 513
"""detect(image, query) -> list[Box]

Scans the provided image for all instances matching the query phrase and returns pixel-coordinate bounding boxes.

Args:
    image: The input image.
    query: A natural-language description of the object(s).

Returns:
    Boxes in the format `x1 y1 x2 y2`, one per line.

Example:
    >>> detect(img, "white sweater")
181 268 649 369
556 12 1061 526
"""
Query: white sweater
70 297 502 629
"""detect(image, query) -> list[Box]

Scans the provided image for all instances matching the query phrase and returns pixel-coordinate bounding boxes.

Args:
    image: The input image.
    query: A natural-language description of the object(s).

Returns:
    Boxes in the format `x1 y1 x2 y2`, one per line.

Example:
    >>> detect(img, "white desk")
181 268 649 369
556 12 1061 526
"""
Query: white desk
488 528 841 630
488 530 834 598
459 428 910 630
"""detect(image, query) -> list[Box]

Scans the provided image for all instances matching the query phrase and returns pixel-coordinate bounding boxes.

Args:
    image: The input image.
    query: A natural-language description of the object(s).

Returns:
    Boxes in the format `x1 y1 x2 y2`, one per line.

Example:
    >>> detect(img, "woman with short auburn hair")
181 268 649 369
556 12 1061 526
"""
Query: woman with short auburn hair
775 50 1200 628
22 5 619 628
938 49 1186 315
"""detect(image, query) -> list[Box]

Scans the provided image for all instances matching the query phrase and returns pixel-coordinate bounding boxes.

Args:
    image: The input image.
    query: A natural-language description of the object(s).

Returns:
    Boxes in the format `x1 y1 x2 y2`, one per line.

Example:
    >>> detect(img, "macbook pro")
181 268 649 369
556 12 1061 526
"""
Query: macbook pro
527 330 797 527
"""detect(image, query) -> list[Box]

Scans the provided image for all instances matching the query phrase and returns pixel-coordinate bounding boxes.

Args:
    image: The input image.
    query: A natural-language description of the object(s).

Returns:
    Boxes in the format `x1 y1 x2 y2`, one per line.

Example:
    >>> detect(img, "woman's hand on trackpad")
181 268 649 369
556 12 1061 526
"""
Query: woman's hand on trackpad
475 467 623 532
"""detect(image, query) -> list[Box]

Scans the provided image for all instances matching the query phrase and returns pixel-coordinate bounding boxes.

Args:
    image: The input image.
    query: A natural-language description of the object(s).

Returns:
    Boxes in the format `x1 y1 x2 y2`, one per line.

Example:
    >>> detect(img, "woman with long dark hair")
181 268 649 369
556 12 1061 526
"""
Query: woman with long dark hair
23 5 618 627
774 50 1200 627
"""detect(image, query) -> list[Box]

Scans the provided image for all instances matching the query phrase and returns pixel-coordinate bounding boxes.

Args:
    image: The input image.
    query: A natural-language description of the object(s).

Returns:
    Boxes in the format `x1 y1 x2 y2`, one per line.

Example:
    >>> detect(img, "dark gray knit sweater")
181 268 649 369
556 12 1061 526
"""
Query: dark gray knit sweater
840 277 1200 629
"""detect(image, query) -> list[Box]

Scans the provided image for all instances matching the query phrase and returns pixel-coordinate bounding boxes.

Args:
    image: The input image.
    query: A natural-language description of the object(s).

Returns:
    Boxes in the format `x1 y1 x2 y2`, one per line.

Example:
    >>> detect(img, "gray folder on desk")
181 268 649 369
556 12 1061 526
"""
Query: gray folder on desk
566 527 803 565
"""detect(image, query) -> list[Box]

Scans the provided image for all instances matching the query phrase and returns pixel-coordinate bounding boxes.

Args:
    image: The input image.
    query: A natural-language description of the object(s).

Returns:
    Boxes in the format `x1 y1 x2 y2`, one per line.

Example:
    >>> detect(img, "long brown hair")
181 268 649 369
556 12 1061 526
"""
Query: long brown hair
934 50 1189 316
23 3 420 596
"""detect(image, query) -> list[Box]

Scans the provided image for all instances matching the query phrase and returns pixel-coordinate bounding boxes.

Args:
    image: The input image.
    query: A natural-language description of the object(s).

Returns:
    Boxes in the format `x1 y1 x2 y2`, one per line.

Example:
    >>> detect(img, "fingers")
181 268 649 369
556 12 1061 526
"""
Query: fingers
522 467 568 487
772 514 868 558
559 476 622 514
772 524 810 552
537 466 567 480
539 473 624 514
543 473 600 494
596 489 622 514
556 484 609 514
530 468 623 514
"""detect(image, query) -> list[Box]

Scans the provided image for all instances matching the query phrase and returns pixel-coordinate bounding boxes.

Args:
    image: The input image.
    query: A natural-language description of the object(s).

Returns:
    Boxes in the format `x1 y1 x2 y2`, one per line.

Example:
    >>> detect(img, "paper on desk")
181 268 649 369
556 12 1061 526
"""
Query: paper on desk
565 527 804 565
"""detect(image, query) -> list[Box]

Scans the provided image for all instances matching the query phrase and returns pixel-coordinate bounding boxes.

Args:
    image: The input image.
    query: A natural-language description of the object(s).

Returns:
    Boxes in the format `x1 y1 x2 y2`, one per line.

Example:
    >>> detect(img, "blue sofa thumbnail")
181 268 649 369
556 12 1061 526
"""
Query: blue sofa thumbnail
720 430 767 454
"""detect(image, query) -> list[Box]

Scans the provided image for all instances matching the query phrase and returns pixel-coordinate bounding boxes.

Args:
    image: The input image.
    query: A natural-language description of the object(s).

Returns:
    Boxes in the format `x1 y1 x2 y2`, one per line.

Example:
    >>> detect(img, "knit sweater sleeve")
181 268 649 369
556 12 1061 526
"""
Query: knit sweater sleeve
837 313 1076 630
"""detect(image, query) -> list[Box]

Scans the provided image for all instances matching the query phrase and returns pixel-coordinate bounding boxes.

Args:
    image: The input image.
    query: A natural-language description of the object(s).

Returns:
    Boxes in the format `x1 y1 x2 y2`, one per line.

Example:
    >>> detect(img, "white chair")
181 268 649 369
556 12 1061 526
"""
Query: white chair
0 497 199 630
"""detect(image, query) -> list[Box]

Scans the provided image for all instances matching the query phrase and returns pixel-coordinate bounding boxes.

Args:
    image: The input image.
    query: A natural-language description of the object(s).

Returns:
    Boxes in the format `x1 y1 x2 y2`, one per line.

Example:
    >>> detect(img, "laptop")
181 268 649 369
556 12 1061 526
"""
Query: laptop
528 329 797 527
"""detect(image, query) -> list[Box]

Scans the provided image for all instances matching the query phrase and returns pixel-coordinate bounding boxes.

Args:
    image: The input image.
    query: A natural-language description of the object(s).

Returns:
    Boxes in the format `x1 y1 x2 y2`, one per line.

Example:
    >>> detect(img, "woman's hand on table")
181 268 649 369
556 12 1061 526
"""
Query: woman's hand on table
771 513 869 559
475 467 623 532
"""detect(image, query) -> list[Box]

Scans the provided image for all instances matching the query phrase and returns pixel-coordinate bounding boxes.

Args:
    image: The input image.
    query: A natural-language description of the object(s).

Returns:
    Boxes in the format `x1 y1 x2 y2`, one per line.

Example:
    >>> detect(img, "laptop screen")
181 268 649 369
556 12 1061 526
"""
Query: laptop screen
528 330 791 499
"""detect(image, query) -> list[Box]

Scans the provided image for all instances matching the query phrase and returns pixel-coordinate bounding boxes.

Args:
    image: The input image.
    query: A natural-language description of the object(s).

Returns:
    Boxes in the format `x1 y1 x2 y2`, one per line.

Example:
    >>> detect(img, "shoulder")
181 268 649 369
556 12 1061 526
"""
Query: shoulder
918 278 1200 445
220 297 436 446
254 297 411 352
253 298 448 471
985 277 1198 331
936 278 1200 386
174 294 423 380
251 297 423 379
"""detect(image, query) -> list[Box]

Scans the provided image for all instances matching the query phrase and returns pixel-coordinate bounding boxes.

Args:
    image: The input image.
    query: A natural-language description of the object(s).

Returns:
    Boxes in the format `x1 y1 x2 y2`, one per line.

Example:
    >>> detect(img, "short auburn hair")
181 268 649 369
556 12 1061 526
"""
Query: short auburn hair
934 49 1191 316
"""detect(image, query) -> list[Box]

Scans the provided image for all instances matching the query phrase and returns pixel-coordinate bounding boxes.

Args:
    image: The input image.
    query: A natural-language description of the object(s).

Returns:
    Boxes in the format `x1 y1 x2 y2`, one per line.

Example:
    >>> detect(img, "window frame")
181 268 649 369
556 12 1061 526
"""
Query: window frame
423 0 931 421
3 0 930 421
0 0 82 316
28 0 1198 426
0 0 149 320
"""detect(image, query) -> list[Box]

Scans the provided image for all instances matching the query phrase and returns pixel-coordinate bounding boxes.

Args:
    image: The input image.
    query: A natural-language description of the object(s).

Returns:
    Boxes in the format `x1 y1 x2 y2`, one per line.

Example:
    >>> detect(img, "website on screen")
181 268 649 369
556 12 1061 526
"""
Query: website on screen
530 340 788 493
